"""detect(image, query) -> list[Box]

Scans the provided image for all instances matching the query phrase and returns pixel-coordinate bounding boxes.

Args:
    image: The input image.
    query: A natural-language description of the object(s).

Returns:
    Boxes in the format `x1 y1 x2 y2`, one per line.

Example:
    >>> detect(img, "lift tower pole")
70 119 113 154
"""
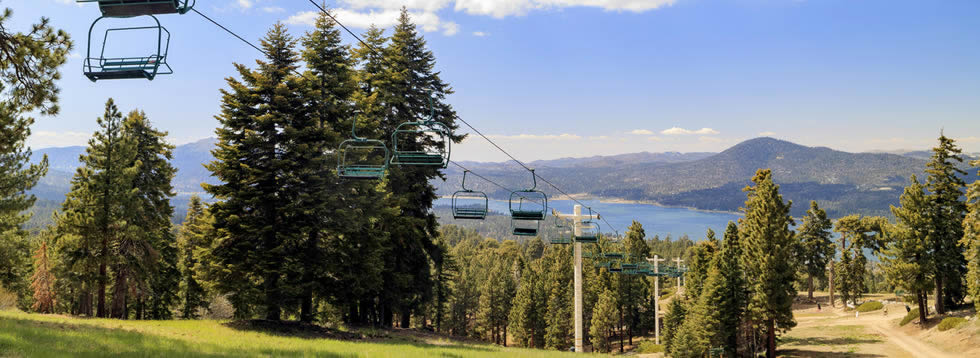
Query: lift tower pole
553 204 599 353
647 255 666 344
673 257 685 296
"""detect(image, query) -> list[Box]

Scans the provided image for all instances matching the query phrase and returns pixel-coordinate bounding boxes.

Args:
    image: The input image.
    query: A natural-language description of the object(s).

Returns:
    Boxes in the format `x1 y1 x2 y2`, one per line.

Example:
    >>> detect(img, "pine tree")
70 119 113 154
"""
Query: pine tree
120 110 177 319
685 229 718 300
881 176 933 323
589 289 619 353
30 239 56 313
544 245 573 350
368 8 463 328
716 221 747 354
0 6 70 305
177 196 213 319
740 169 796 358
662 297 686 354
925 134 968 313
203 24 306 320
56 98 137 318
833 215 887 306
963 159 980 316
616 220 649 346
509 260 541 347
796 201 834 300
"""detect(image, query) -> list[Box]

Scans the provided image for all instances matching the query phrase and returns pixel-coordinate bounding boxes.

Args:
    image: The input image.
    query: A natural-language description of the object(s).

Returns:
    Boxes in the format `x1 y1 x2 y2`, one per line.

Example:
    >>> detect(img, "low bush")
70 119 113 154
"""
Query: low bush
900 308 920 326
636 341 664 354
857 301 883 312
937 317 967 332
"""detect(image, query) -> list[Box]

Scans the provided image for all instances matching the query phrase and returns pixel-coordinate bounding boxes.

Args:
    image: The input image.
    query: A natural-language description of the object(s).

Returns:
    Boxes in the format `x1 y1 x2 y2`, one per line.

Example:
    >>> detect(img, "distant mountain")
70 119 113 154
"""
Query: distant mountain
435 137 979 217
24 136 980 223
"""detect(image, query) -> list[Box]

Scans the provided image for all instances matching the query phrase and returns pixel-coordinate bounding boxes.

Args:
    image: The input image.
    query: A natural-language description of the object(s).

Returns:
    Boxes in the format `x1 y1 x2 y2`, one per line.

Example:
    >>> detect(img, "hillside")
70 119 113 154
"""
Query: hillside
25 137 979 221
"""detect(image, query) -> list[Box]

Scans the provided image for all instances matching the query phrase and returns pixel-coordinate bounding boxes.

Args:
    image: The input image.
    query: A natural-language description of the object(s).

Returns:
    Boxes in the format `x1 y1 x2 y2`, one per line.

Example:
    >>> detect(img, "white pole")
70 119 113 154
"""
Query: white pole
573 204 584 353
673 257 684 297
648 255 665 345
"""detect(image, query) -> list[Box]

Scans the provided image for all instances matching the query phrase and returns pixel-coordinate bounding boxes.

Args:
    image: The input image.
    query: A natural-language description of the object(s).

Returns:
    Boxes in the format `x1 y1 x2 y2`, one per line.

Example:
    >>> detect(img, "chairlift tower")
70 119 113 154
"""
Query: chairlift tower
646 255 666 344
673 257 685 296
552 204 599 353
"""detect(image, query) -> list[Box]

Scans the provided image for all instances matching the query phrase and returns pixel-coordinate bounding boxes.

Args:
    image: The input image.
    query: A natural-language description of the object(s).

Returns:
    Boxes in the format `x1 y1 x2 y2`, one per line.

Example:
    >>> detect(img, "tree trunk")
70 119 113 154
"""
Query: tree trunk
110 270 127 319
808 275 814 300
300 287 314 323
503 325 507 347
829 261 835 307
98 250 107 318
917 289 928 323
766 318 776 358
934 277 945 315
400 310 411 328
264 271 281 321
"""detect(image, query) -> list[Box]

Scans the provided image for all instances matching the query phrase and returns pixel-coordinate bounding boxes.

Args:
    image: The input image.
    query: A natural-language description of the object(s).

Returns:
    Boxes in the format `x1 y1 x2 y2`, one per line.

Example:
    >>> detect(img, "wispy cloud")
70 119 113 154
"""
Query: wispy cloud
28 131 91 148
287 9 458 36
661 127 719 135
236 0 253 10
486 133 582 140
452 0 677 18
262 6 285 13
472 31 489 37
758 131 776 136
630 129 654 135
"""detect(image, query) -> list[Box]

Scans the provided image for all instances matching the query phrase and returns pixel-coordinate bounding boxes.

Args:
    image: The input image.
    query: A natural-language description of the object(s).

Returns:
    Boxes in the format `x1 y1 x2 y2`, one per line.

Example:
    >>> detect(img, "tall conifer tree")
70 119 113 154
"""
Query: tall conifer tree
963 159 980 315
740 169 796 358
925 134 967 313
881 176 933 323
177 196 213 319
796 201 834 300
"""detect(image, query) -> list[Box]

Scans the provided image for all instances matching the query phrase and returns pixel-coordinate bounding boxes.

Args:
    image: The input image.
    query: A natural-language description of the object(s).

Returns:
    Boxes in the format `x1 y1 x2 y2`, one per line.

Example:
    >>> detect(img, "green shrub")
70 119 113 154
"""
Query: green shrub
636 341 665 354
857 301 883 312
937 317 967 332
900 308 920 326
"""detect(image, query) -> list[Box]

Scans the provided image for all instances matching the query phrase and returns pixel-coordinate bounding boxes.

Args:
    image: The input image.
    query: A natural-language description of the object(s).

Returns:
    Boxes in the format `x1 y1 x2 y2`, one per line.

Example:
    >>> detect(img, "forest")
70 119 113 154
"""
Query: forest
2 2 980 358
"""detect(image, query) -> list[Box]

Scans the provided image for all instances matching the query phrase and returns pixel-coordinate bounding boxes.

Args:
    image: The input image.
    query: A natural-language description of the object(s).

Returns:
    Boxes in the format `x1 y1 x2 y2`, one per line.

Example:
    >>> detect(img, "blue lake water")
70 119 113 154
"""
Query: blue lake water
434 198 742 240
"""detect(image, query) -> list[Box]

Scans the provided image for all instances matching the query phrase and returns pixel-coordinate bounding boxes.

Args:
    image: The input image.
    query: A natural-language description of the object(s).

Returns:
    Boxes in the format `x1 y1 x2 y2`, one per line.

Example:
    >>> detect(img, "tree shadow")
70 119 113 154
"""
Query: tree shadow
781 336 882 346
0 315 356 358
223 319 362 340
780 348 887 358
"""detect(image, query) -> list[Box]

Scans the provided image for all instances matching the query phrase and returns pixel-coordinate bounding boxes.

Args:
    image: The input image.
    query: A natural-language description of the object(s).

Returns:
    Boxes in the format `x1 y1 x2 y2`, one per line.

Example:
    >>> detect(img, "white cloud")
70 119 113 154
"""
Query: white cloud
289 0 674 36
453 0 676 18
28 131 91 148
647 136 664 142
486 133 582 140
661 127 719 135
237 0 253 10
442 21 460 35
262 6 285 13
629 129 654 135
758 131 776 136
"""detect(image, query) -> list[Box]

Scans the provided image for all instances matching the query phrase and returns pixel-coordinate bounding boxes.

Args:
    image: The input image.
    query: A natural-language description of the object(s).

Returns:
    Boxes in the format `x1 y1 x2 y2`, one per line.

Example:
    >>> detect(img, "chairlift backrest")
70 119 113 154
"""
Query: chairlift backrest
78 0 195 17
83 15 171 81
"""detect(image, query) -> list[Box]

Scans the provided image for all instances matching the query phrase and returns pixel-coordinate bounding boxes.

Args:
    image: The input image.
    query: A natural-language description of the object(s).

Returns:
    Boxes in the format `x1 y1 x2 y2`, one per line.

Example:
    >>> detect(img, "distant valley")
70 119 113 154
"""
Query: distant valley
25 137 979 229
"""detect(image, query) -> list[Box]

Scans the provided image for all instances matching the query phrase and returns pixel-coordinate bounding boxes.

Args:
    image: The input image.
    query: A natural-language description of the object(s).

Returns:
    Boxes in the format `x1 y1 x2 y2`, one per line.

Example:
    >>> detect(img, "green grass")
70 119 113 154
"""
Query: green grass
900 308 920 326
937 317 967 332
0 310 591 357
635 341 663 354
856 301 883 313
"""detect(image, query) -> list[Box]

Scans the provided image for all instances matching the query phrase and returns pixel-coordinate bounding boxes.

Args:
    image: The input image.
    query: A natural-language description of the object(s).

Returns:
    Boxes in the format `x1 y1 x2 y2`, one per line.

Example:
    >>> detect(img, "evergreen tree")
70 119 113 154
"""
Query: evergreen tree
120 110 177 319
0 5 70 304
925 134 968 313
963 159 980 316
616 220 649 346
796 201 834 300
365 8 462 328
662 297 686 354
544 245 573 350
177 196 213 319
56 99 137 318
740 169 796 358
716 221 747 354
508 260 541 347
204 24 306 320
833 215 887 306
881 176 933 323
30 239 56 313
685 229 718 300
589 289 619 353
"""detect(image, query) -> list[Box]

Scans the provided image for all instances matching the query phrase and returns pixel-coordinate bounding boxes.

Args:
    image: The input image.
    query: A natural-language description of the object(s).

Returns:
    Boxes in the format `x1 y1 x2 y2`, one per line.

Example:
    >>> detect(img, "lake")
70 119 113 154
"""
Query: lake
434 198 742 240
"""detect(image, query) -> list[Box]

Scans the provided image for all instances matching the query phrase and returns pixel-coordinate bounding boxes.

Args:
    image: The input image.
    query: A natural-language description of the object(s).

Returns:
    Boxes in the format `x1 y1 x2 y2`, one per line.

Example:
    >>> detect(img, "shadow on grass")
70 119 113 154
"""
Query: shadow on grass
223 320 362 340
0 316 355 358
779 348 887 358
781 336 882 346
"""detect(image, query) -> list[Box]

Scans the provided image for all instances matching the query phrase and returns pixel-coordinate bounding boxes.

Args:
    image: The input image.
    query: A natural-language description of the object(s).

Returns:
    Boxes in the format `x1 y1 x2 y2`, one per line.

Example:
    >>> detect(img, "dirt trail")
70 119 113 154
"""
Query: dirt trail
834 307 956 358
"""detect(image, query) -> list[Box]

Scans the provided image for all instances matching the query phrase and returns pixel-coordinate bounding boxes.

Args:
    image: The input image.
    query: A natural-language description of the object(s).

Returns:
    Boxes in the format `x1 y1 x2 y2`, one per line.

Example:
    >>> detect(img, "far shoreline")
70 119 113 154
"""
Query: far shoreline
434 195 743 216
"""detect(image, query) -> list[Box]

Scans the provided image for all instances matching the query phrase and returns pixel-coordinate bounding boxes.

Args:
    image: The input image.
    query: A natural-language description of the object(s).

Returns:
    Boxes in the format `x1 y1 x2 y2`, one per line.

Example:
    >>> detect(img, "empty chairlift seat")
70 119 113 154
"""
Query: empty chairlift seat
78 0 196 17
451 171 488 220
390 121 451 167
83 16 172 81
510 169 547 236
337 119 389 180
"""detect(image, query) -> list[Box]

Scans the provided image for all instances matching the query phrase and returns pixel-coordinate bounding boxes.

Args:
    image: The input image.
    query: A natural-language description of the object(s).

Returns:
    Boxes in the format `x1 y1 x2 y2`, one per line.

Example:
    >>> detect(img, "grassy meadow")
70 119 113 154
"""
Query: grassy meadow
0 310 591 358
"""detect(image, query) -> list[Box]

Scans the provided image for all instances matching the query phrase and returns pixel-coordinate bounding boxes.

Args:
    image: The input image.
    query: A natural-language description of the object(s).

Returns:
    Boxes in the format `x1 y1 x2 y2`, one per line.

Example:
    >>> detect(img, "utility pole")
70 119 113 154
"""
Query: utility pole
647 255 666 344
553 205 599 353
673 257 684 296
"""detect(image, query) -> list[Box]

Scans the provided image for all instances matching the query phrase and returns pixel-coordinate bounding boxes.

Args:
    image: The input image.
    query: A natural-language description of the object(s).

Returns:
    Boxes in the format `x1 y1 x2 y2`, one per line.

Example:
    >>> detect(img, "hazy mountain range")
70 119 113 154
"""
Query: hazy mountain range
25 137 979 227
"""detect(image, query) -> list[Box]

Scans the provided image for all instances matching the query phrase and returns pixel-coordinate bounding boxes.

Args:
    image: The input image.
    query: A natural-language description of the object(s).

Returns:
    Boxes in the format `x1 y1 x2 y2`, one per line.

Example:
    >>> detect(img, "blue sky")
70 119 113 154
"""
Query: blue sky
9 0 980 161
